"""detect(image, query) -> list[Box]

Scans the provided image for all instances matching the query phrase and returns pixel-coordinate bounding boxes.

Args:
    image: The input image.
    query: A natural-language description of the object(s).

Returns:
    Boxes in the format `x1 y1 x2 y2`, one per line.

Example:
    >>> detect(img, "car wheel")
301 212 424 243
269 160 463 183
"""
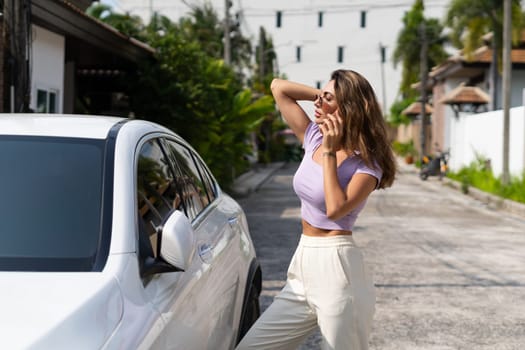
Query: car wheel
237 280 261 342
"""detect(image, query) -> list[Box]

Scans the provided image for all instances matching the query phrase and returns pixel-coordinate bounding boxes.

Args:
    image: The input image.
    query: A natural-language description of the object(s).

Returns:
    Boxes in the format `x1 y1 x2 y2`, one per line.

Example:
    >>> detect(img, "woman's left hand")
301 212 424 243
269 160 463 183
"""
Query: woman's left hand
319 110 343 152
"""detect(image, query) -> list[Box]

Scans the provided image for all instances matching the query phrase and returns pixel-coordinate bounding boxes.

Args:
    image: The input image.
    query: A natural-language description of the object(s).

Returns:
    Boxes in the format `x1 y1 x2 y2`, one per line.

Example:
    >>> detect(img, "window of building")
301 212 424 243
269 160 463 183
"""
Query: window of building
296 46 302 62
276 11 282 28
337 46 344 63
360 11 367 28
316 81 322 89
318 12 323 27
36 88 58 113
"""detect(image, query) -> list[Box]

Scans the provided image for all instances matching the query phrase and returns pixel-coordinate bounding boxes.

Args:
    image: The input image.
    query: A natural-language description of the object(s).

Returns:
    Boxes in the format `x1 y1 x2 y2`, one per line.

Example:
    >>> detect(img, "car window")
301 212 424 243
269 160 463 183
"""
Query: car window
188 149 217 203
162 140 210 222
136 139 180 260
0 136 106 271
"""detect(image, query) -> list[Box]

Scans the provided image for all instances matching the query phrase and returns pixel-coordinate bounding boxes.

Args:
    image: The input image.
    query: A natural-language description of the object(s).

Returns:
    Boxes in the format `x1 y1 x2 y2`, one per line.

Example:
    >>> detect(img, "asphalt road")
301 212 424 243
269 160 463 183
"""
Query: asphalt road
237 161 525 350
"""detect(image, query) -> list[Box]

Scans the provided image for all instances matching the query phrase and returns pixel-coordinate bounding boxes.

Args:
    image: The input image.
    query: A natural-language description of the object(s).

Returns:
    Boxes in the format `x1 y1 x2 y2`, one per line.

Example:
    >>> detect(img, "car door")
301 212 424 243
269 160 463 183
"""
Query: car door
161 138 246 350
135 137 212 349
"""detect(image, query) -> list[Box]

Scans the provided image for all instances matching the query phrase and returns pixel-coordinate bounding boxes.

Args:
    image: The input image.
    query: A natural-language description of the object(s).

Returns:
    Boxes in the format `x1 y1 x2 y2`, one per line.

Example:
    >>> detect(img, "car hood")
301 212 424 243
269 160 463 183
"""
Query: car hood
0 272 123 349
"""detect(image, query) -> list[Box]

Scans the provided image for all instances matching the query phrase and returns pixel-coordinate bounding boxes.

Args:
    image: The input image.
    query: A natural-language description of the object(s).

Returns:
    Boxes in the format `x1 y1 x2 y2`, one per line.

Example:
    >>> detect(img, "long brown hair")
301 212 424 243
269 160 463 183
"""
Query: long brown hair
331 69 396 189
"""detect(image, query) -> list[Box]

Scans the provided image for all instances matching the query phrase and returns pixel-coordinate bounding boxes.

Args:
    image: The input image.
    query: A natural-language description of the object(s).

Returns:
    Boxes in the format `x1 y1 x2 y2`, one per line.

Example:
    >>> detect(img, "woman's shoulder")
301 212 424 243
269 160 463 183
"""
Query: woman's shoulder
303 121 321 151
352 155 383 180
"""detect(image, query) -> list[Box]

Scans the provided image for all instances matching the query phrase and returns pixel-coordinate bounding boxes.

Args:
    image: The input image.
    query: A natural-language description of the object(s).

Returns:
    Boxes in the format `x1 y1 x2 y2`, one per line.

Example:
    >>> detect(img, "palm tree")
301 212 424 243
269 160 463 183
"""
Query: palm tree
86 3 146 40
445 0 523 110
393 0 448 100
178 4 252 74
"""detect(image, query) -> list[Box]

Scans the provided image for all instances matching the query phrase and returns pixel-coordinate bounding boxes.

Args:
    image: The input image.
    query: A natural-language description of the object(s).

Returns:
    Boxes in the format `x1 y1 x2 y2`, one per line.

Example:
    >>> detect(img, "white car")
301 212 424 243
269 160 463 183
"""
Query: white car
0 114 261 349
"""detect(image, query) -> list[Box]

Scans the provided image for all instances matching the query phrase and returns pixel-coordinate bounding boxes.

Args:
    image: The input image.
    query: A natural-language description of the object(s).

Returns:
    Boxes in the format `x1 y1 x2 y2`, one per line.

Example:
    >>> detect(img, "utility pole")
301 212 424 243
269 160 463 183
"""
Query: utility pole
258 27 266 83
502 0 511 185
419 21 429 159
379 43 387 117
223 0 231 65
5 0 30 112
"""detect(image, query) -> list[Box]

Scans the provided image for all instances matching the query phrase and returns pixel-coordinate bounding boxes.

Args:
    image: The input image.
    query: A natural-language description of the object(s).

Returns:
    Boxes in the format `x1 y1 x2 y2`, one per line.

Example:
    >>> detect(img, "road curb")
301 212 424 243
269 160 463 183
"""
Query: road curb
232 162 286 197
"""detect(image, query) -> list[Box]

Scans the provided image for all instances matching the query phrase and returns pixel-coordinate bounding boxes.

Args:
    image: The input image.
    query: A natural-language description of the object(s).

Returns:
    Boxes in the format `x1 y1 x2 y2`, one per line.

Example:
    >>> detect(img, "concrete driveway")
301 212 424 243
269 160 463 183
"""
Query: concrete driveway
238 161 525 349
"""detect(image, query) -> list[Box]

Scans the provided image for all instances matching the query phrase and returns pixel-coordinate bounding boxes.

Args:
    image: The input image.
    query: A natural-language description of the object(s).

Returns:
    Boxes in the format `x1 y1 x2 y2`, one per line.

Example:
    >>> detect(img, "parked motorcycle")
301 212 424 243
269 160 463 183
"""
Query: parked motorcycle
420 150 450 180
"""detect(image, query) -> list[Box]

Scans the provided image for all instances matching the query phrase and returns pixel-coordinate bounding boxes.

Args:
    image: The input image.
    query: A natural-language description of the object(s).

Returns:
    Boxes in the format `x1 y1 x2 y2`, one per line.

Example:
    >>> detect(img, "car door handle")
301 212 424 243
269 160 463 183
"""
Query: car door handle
199 243 212 255
228 216 238 225
198 243 213 263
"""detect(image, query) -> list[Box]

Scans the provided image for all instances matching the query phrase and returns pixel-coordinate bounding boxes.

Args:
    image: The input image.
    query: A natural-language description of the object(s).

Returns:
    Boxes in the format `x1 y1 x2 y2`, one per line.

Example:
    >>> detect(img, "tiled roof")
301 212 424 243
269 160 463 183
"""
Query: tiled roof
401 102 433 116
415 35 525 88
58 0 155 54
439 85 490 105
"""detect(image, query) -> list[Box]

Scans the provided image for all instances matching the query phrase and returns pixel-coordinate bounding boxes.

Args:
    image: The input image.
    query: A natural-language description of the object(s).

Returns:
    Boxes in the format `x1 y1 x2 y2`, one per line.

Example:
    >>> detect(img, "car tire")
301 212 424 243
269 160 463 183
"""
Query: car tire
237 280 261 342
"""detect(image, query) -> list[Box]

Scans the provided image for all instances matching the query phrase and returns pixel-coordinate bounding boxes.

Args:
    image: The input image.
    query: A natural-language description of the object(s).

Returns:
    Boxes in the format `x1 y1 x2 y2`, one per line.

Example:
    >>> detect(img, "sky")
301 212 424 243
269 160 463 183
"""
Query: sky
100 0 122 12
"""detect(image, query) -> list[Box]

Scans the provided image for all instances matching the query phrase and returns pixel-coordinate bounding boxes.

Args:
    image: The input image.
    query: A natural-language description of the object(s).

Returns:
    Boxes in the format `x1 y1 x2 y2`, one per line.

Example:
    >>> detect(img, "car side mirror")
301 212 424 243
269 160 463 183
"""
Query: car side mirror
160 210 195 271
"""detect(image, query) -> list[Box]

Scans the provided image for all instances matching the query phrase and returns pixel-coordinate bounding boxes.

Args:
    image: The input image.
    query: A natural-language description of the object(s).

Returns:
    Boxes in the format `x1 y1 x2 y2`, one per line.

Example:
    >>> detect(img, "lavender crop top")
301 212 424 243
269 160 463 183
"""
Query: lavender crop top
292 122 383 231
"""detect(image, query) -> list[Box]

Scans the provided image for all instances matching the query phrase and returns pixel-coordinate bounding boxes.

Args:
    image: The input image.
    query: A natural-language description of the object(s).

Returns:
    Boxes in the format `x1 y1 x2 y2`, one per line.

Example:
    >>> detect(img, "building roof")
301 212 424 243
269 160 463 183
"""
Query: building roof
413 37 525 90
32 0 155 63
401 102 433 116
439 84 490 106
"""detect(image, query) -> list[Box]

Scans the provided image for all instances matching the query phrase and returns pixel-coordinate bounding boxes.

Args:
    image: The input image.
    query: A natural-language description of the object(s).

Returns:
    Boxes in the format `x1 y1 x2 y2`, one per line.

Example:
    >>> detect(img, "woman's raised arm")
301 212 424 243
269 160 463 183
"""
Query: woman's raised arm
270 78 319 144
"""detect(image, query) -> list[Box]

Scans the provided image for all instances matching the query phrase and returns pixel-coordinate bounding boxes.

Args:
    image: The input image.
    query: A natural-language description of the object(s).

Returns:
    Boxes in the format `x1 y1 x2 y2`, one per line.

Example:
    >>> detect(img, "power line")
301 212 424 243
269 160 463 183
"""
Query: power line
227 0 450 17
119 0 448 15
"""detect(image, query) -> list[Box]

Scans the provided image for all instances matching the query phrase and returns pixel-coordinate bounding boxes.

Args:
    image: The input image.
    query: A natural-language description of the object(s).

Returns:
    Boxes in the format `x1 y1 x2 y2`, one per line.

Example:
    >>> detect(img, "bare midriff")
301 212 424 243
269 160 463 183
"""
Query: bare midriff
302 219 352 237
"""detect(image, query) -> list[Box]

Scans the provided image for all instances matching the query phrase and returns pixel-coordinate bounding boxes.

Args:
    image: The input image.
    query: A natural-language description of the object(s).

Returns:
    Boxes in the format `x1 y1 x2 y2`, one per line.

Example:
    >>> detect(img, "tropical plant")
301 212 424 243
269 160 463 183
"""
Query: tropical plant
86 3 146 40
250 27 286 163
445 0 523 58
177 4 252 79
388 97 416 126
86 4 275 188
392 0 449 99
392 139 417 160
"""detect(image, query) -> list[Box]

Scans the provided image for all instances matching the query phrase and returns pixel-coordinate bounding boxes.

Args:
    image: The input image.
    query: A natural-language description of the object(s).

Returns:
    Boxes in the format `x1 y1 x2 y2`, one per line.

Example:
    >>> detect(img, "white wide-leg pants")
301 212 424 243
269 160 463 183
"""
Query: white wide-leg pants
237 234 376 350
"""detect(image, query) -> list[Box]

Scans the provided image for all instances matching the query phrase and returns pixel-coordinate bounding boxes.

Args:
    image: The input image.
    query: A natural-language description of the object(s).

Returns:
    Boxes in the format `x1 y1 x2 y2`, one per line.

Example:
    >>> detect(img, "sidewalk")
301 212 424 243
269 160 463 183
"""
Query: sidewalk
396 157 525 219
231 162 286 197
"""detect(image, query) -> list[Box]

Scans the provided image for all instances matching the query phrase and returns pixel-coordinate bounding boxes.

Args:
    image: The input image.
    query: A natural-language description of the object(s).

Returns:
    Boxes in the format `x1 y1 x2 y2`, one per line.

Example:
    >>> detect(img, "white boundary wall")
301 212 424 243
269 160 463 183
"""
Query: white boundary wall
449 106 525 177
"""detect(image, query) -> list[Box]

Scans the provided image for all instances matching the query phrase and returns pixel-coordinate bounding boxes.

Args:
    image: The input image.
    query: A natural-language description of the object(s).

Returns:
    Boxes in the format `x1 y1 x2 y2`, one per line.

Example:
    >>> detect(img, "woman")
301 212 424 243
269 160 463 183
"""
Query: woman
237 69 396 350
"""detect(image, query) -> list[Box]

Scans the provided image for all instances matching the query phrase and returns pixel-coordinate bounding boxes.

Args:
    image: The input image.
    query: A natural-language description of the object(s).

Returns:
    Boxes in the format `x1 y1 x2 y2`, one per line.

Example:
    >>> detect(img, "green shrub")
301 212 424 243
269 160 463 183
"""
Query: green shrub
392 140 417 157
448 154 525 204
388 98 416 126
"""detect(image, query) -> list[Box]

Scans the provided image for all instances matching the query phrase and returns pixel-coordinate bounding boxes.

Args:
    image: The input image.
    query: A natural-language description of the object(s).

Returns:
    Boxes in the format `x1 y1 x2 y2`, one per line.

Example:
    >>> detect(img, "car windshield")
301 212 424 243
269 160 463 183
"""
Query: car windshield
0 136 106 271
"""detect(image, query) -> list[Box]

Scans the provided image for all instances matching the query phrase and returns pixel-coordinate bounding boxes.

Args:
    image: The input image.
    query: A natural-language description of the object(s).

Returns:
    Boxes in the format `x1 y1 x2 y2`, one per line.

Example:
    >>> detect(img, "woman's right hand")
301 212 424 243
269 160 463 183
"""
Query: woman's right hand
319 110 343 153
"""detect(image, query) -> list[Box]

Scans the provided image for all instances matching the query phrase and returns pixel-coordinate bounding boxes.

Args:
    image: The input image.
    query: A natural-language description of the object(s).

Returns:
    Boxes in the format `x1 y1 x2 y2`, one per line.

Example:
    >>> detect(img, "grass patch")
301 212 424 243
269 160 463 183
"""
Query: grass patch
447 155 525 204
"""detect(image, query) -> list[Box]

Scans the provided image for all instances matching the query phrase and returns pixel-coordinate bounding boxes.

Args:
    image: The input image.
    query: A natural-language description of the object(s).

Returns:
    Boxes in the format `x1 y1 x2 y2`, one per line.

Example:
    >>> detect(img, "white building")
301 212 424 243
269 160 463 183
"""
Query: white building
107 0 452 114
31 25 65 114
